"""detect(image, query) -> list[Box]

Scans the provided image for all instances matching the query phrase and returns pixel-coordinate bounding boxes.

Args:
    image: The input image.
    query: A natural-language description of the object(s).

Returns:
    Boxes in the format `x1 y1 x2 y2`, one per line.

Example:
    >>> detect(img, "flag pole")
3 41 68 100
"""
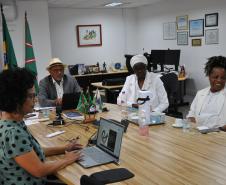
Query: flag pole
1 4 3 14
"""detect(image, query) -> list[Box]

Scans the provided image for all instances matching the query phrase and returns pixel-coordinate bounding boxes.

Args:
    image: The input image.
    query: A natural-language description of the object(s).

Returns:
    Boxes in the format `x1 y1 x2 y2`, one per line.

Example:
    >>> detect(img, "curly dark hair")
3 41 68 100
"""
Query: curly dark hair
0 68 35 113
204 56 226 76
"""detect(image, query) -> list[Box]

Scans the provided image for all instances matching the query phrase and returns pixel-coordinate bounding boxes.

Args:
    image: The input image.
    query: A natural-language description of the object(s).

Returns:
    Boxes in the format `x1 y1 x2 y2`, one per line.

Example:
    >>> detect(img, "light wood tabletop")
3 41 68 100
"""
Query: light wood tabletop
28 104 226 185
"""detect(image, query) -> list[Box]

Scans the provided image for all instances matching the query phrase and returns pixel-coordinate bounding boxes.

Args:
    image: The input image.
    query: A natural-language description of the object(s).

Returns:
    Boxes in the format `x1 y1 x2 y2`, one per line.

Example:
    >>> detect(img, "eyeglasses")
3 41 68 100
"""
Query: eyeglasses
27 93 36 100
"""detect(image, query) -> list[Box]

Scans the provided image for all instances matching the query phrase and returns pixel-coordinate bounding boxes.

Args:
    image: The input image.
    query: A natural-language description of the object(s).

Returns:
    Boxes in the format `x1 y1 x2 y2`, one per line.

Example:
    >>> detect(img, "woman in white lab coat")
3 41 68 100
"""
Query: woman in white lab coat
187 56 226 129
117 54 169 112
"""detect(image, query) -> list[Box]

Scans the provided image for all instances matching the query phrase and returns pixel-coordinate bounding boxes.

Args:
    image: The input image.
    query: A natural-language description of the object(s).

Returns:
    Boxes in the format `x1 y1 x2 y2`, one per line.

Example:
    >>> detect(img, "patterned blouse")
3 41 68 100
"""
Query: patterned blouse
0 120 46 185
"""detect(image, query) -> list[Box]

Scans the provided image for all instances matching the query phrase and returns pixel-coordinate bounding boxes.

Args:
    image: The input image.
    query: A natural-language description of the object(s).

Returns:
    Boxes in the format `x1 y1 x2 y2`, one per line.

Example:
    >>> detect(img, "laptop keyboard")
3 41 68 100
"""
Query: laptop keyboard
82 146 114 163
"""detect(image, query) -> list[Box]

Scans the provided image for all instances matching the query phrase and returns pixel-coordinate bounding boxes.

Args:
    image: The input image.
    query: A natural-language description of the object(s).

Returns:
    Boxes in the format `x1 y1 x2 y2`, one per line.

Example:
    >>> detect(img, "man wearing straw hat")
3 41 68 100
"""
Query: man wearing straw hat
38 58 81 107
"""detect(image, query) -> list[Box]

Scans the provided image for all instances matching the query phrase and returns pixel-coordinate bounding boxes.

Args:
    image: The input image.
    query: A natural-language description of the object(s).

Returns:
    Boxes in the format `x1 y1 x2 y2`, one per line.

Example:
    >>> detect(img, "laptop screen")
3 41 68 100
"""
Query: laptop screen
96 118 124 159
62 92 80 110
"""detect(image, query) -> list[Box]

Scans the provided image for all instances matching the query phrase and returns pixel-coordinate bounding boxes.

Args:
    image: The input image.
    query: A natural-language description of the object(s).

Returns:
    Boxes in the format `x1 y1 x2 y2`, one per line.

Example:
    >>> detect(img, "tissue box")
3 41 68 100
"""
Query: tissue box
150 112 165 124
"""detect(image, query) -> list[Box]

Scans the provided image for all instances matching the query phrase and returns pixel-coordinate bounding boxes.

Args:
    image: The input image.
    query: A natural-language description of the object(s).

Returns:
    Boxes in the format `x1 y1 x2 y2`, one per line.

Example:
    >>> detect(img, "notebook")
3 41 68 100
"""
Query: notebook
78 118 124 168
62 111 84 120
61 92 80 110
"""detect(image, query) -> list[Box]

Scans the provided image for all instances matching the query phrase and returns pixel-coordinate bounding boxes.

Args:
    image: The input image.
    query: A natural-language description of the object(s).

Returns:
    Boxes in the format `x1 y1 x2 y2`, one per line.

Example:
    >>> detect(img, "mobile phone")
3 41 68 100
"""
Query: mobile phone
199 127 220 134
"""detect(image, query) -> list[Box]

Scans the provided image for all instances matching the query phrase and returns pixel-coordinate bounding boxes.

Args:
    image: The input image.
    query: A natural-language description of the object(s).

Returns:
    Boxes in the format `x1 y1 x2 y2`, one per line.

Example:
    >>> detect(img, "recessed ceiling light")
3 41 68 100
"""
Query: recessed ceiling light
105 2 123 7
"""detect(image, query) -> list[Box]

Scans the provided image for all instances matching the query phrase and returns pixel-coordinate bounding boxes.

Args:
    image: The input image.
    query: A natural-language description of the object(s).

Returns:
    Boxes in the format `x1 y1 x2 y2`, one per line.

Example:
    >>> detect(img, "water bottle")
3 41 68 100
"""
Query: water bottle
138 110 149 136
121 91 128 120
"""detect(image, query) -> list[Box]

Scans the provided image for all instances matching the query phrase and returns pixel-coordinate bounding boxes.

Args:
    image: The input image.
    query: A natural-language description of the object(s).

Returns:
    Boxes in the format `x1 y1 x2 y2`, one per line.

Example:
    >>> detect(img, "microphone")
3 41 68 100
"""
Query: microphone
52 105 64 125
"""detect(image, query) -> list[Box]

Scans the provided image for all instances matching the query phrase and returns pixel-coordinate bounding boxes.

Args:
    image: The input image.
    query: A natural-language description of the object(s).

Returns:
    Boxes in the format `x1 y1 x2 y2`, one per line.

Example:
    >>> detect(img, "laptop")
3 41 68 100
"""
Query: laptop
61 92 80 110
78 118 124 168
109 119 129 133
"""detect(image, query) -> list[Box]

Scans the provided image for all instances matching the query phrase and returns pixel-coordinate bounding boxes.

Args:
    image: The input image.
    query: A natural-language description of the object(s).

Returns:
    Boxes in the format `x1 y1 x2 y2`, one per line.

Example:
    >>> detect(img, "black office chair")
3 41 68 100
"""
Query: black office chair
125 54 134 74
160 72 183 118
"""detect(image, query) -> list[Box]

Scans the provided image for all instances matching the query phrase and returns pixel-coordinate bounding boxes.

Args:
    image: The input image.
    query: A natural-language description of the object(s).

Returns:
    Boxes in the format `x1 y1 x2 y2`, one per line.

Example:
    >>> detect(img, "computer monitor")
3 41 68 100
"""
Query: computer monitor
151 49 181 72
124 54 134 74
150 50 165 72
164 50 180 71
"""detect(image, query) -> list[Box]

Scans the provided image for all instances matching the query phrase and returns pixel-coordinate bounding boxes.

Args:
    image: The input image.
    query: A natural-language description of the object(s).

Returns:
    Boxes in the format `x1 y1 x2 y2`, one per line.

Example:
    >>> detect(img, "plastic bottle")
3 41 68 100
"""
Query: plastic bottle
121 91 128 120
138 110 149 136
179 65 185 78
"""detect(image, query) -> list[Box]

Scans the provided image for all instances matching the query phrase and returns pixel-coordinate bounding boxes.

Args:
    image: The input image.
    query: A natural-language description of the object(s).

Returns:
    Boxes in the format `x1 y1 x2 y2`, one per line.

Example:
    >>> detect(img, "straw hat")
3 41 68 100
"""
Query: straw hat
46 58 66 70
130 54 148 68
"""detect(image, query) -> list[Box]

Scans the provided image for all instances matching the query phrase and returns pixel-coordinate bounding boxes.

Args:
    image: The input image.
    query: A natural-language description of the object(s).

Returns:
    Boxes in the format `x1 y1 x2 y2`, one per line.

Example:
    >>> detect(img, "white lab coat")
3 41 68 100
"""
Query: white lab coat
117 72 169 112
187 87 226 128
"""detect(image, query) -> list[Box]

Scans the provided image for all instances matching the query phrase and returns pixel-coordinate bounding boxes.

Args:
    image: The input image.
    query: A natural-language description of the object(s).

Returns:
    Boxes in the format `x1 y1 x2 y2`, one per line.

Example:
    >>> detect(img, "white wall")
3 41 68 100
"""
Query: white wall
49 8 137 70
0 1 52 80
136 0 226 95
49 0 226 95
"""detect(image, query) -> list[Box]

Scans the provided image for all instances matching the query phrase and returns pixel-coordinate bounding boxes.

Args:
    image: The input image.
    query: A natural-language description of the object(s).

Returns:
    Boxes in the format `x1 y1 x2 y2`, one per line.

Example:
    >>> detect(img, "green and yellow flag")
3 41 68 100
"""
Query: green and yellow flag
1 5 18 70
25 12 38 93
77 91 89 113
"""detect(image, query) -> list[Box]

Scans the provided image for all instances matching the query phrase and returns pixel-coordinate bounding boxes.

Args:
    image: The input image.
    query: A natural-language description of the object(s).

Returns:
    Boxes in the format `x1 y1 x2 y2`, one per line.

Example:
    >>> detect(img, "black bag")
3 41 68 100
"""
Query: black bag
80 168 134 185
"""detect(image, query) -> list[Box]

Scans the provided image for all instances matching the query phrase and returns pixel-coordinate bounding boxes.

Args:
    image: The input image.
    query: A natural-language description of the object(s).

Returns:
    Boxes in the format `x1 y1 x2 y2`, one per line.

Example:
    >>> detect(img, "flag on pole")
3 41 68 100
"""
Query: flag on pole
77 91 89 113
25 12 38 93
85 87 96 113
93 88 103 111
85 86 93 106
1 5 18 70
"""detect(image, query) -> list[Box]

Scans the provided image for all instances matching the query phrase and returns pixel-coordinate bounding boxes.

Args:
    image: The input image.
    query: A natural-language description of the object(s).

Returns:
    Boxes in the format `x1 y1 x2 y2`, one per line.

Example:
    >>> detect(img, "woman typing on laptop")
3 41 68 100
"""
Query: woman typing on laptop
0 68 82 185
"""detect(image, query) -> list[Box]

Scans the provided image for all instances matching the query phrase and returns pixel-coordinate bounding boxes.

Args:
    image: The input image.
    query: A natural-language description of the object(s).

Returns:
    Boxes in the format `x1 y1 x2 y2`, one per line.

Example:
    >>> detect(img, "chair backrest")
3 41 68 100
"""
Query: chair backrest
160 72 179 112
160 72 179 97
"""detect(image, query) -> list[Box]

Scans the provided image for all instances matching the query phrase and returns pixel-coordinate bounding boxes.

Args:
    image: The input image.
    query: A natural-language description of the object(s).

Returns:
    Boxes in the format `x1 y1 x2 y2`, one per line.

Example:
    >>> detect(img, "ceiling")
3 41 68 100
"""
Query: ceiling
14 0 164 8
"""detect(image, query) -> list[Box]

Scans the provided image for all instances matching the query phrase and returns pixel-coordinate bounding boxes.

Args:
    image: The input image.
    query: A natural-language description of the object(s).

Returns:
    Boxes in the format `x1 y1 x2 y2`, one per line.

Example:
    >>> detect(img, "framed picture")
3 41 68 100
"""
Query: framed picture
192 39 202 46
86 65 100 73
76 24 102 47
205 29 219 44
189 19 204 37
205 13 218 27
177 31 188 45
163 22 176 40
176 15 188 30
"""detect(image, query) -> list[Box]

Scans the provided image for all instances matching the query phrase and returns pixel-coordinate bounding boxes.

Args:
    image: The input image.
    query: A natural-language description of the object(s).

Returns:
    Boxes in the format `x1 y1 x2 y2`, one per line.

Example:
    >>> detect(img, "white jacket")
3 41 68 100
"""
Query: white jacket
117 72 169 112
187 87 226 128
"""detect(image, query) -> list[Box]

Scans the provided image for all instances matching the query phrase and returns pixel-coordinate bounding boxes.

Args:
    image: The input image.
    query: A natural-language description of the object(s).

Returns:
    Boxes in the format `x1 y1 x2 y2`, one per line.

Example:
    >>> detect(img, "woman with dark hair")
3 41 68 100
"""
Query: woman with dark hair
187 56 226 129
0 68 82 185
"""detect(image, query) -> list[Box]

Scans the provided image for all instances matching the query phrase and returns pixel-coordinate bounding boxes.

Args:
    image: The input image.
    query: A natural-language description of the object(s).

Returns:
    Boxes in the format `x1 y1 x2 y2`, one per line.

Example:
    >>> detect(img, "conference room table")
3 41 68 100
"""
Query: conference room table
28 104 226 185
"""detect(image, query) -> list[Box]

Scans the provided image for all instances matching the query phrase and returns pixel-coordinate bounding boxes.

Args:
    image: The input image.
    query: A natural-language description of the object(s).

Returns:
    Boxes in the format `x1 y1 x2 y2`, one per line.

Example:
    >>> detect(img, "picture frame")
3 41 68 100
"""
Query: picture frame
176 15 188 30
205 13 218 27
76 24 102 47
205 29 219 44
192 39 202 46
189 19 204 37
163 22 176 40
86 65 100 73
177 31 188 45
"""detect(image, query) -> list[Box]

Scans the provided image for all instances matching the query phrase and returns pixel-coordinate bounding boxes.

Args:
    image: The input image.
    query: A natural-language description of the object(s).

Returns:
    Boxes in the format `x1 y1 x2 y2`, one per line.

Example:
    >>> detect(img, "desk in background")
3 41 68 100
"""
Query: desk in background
91 82 123 103
29 103 226 185
178 76 189 106
74 70 129 93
